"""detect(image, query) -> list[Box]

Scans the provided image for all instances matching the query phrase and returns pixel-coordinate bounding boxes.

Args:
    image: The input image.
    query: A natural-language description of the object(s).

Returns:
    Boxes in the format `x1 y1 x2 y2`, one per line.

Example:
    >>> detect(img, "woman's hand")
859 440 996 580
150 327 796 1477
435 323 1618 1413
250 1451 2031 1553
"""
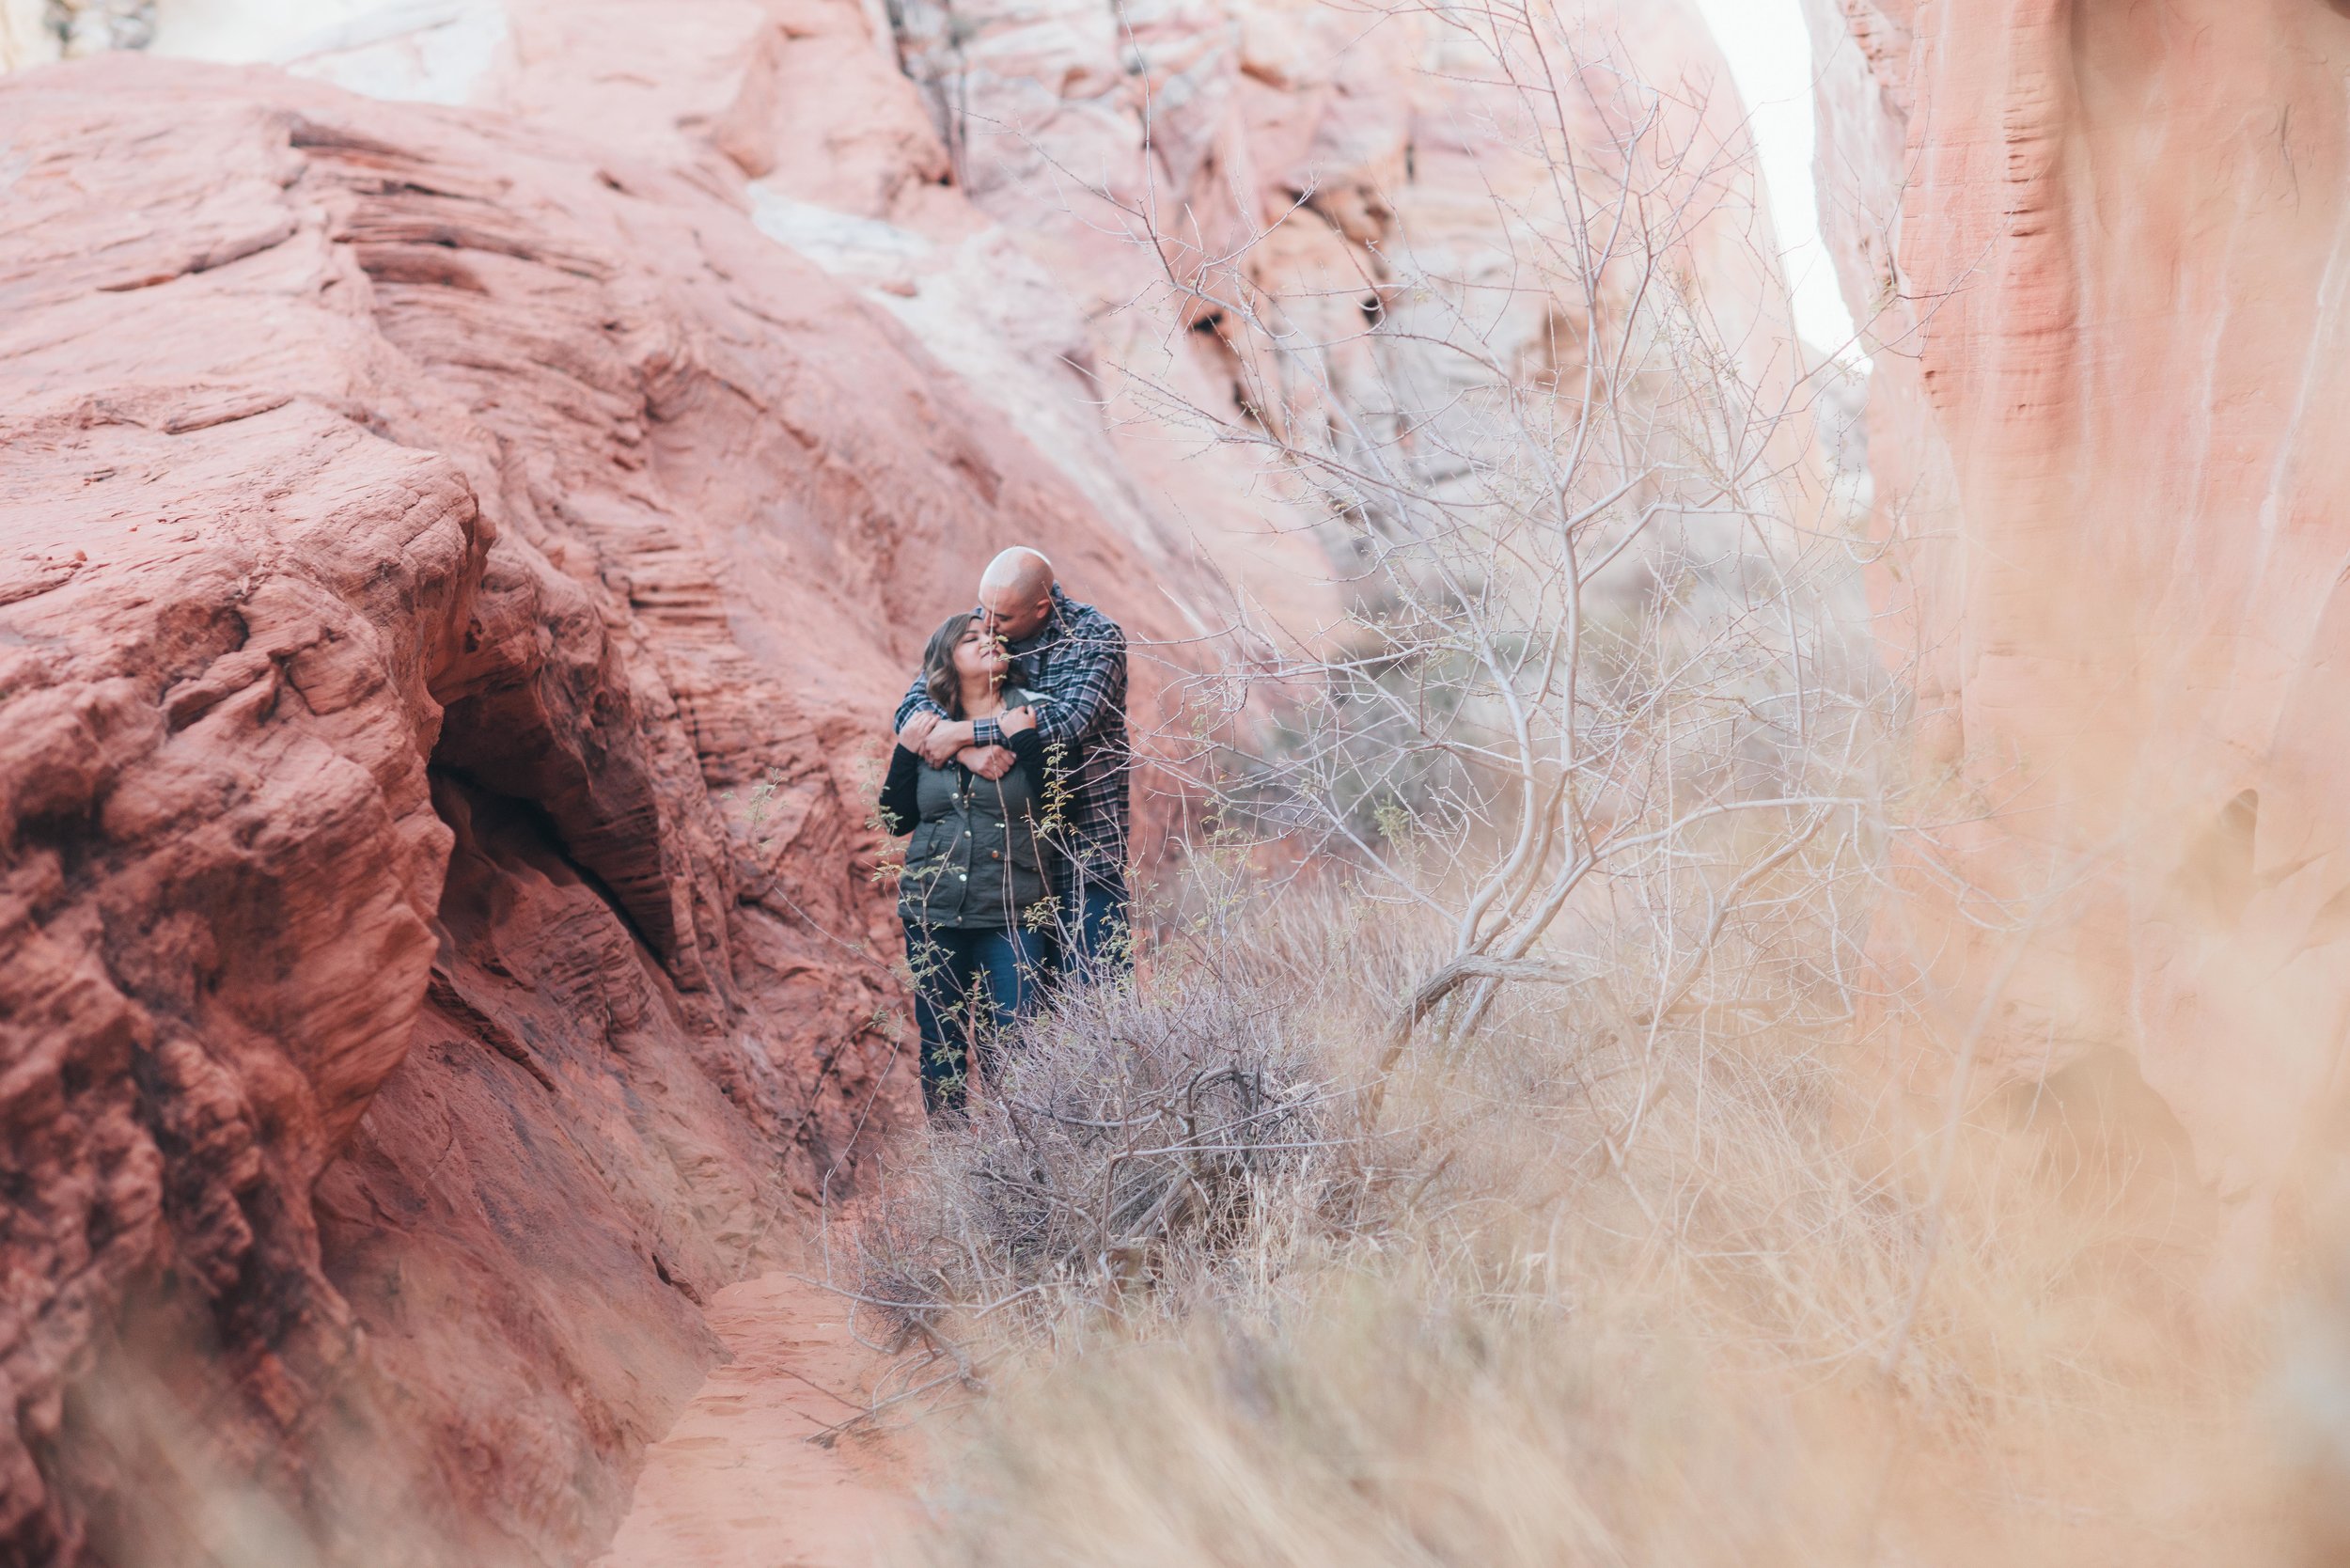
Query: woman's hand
899 710 941 753
963 745 1015 780
1000 705 1038 736
920 718 976 766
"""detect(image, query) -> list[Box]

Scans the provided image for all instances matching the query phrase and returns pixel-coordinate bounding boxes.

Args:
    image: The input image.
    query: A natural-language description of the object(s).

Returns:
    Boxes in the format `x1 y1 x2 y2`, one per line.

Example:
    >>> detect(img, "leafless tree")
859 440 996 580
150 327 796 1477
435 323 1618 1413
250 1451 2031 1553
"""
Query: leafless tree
1073 0 1896 1112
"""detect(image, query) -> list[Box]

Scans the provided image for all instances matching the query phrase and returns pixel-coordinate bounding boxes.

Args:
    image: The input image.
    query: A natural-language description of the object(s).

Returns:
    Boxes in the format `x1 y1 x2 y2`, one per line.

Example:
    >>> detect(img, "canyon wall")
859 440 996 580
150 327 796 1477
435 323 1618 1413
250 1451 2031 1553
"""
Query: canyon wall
1 2 1809 1563
1806 0 2350 1251
0 51 1230 1567
885 0 1818 518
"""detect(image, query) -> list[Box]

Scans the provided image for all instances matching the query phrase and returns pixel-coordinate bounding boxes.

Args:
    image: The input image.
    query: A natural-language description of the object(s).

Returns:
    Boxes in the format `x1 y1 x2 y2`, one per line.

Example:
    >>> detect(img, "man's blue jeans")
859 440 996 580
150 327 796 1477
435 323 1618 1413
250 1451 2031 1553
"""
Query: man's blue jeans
1058 878 1132 982
903 921 1048 1113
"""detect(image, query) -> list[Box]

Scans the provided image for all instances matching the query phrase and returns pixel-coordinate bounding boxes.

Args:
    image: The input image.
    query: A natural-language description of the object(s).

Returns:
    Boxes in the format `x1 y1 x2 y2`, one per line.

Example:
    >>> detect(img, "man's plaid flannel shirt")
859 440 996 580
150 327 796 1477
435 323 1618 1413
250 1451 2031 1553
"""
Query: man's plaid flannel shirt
895 587 1130 892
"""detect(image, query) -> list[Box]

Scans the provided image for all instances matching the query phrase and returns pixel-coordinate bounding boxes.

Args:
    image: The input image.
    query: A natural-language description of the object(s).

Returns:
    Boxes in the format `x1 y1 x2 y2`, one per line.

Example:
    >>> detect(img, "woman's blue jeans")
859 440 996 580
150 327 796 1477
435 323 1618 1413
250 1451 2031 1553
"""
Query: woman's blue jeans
903 920 1047 1113
1058 878 1133 982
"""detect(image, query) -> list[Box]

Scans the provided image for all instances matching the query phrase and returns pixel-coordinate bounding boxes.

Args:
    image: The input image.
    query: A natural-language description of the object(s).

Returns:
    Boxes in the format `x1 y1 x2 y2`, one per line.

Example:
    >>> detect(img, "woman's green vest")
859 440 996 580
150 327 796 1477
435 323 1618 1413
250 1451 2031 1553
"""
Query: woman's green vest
897 696 1053 929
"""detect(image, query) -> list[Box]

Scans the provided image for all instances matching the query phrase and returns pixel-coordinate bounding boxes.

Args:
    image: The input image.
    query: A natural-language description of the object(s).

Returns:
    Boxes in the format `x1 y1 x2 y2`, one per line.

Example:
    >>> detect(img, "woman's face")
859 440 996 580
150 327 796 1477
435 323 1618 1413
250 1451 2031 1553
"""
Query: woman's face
951 623 1008 684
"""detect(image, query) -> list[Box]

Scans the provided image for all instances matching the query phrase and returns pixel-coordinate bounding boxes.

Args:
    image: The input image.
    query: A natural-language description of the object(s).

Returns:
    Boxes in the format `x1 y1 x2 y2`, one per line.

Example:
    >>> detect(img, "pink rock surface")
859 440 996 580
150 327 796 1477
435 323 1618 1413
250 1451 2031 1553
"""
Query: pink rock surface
0 0 1810 1559
840 0 1825 677
886 0 1810 434
1808 1 2350 1234
0 56 1217 1565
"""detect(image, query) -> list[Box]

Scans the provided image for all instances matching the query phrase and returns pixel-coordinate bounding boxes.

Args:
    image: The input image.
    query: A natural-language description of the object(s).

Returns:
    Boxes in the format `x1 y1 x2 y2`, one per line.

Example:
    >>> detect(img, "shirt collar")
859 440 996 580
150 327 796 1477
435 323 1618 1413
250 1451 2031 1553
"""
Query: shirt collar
1012 586 1075 654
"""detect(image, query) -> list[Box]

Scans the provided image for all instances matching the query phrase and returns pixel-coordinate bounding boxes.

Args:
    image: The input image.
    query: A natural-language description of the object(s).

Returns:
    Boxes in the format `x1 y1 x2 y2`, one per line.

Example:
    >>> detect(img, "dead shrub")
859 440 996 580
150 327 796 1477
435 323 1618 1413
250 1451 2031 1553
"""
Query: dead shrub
845 949 1356 1349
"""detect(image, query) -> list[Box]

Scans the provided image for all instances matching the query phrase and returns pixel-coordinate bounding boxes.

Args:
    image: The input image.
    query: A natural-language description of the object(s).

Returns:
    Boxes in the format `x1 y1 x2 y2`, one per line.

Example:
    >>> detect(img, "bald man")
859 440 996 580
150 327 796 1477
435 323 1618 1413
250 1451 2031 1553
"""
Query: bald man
894 548 1132 978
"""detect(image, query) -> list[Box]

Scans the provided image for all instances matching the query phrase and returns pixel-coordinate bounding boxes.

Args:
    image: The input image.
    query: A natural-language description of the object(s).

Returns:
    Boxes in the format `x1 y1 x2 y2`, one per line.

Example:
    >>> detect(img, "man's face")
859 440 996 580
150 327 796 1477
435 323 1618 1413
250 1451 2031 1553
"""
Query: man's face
978 588 1052 643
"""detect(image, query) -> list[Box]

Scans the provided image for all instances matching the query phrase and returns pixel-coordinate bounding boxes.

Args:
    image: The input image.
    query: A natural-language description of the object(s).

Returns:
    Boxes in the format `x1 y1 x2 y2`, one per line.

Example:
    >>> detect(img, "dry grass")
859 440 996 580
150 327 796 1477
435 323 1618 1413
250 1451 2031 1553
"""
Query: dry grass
838 871 2314 1567
826 1 2337 1547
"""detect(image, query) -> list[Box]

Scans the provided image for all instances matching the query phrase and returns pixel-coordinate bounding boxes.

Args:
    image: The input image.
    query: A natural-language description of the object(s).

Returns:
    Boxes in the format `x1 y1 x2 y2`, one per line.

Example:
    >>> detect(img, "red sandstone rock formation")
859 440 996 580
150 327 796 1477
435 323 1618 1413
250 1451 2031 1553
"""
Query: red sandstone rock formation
888 0 1815 495
1806 0 2350 1249
0 1 1810 1560
0 56 1214 1565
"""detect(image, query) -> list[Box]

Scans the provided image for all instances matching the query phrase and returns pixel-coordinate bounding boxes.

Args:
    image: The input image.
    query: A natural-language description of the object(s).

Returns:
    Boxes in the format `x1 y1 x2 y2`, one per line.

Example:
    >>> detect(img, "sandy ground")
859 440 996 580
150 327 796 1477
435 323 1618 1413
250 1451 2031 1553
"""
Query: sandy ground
595 1272 923 1568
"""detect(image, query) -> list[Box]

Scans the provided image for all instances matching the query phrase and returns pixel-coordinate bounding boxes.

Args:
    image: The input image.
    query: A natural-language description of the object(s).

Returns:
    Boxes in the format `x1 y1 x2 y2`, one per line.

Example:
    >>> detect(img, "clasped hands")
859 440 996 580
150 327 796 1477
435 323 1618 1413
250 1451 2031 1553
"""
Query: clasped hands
900 706 1037 781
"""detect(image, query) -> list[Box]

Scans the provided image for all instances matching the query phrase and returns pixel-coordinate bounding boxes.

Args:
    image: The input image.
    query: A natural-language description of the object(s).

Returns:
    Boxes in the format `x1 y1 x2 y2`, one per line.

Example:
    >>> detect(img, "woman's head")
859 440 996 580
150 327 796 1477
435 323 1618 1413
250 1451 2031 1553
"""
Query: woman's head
920 611 1008 717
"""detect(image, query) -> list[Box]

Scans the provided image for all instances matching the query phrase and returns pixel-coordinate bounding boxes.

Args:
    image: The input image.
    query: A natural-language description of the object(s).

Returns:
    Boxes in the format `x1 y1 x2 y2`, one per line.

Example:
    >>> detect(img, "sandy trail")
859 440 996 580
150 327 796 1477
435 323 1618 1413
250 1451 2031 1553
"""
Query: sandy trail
596 1272 922 1568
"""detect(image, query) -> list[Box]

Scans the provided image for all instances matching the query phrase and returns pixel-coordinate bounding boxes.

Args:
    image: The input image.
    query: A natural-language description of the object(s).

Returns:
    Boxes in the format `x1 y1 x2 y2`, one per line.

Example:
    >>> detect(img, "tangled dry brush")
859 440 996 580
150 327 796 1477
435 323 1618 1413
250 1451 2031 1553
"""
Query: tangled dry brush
819 855 2320 1568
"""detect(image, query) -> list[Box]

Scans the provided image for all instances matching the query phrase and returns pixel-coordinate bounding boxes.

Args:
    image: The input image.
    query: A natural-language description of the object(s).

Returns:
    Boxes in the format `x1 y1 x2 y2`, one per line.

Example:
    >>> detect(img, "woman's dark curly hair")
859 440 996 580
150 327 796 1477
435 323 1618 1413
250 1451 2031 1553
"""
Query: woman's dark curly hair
920 611 979 719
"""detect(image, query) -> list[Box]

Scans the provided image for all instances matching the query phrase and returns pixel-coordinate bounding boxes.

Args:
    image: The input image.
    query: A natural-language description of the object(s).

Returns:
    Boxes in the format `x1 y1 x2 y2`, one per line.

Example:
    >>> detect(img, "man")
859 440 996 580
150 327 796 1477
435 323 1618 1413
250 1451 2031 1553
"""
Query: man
895 548 1132 978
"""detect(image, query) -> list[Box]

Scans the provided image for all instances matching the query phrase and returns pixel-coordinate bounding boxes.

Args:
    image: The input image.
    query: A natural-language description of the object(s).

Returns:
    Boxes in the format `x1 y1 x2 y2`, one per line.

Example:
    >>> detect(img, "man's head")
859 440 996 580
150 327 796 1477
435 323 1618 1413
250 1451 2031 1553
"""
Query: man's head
977 547 1057 643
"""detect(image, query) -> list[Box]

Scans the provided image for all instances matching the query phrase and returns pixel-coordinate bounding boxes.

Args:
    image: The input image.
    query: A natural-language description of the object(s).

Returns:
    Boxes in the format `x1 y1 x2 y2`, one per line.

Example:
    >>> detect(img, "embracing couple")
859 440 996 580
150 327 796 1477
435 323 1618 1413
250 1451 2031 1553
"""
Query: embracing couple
876 547 1130 1115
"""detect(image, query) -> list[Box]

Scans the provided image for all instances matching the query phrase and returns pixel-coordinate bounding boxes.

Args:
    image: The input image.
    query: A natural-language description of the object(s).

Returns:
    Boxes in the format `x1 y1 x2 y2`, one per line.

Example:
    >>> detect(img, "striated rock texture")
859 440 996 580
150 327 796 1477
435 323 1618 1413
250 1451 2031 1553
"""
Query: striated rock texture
882 0 1818 532
0 56 1215 1567
0 1 1810 1562
1806 0 2350 1250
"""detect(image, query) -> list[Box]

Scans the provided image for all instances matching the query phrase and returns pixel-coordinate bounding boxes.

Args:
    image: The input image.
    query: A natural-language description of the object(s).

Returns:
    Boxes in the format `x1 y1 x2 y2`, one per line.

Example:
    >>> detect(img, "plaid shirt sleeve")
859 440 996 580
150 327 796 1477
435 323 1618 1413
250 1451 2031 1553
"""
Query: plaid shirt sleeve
896 670 1011 748
1029 617 1125 747
897 676 1010 746
892 670 941 731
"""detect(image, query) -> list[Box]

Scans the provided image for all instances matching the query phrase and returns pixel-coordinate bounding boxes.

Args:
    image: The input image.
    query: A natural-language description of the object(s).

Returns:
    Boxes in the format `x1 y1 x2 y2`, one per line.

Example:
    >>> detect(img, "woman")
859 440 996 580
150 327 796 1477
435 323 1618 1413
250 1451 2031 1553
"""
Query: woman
879 612 1053 1113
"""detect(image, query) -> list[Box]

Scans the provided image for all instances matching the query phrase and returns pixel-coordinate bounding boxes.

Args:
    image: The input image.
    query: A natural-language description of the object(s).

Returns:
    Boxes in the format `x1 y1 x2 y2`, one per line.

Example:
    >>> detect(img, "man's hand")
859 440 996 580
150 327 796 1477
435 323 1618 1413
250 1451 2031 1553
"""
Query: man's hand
918 717 976 767
898 710 940 753
1000 705 1038 736
961 745 1015 781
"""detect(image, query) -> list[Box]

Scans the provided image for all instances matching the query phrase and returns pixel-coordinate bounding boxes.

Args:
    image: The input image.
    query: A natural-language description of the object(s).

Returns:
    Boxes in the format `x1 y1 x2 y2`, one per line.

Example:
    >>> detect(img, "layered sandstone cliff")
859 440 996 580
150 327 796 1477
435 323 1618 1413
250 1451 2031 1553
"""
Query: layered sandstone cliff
0 53 1230 1564
0 2 1810 1562
1805 0 2350 1250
